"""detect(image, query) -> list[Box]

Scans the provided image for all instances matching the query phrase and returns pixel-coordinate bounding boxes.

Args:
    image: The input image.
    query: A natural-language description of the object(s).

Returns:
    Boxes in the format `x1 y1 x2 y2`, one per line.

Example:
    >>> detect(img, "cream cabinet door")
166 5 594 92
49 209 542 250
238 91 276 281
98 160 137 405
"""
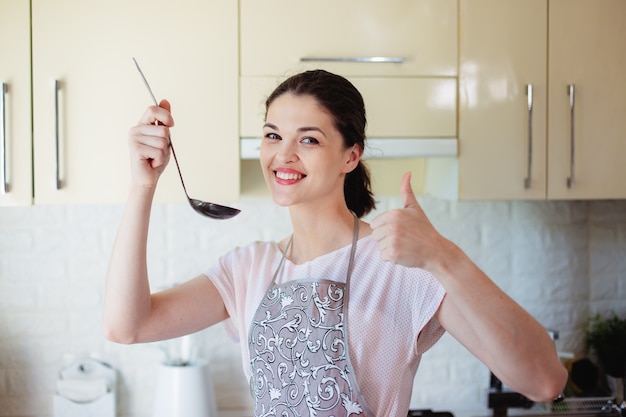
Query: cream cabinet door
32 0 238 205
458 0 547 200
547 0 626 199
0 0 31 206
240 0 457 77
241 77 457 138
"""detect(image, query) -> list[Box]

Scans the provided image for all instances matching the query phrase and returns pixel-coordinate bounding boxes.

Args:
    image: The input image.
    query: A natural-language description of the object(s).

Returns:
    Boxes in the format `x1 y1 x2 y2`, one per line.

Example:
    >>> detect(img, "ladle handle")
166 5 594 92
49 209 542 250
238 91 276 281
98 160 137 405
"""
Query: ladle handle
132 58 191 199
166 141 191 199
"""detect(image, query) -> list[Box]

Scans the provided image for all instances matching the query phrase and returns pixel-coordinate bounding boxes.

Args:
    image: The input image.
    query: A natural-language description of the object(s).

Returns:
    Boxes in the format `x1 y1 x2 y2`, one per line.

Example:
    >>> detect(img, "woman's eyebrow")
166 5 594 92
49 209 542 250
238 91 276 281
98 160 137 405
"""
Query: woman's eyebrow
263 123 326 137
297 126 326 137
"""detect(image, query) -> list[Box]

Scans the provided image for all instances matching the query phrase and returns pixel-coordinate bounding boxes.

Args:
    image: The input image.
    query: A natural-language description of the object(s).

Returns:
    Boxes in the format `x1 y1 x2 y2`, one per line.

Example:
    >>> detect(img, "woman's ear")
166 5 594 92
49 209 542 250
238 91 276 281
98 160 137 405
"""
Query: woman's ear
343 144 364 173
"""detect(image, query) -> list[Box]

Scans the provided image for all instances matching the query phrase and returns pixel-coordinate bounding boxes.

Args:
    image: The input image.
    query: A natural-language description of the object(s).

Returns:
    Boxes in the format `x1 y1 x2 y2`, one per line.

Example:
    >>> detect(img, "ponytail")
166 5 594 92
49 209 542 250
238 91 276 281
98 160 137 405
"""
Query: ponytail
344 161 376 218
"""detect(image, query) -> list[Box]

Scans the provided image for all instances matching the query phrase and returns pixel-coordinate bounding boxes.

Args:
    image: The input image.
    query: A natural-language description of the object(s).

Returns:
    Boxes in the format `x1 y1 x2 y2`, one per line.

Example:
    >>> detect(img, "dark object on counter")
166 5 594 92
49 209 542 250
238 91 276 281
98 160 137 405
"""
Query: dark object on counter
490 372 503 392
488 391 534 417
408 409 454 417
488 371 534 417
568 358 612 397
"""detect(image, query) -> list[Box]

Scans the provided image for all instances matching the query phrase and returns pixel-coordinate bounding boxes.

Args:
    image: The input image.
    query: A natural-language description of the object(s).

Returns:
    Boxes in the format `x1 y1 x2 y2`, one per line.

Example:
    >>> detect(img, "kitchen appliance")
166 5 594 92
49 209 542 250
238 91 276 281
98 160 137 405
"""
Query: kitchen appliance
53 358 116 417
152 332 218 417
152 359 218 417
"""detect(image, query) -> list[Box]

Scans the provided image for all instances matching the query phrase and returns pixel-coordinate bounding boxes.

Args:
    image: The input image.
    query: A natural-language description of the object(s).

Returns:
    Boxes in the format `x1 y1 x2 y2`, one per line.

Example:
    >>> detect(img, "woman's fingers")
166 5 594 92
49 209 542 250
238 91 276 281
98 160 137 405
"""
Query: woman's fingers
127 102 174 186
128 136 168 168
138 100 174 127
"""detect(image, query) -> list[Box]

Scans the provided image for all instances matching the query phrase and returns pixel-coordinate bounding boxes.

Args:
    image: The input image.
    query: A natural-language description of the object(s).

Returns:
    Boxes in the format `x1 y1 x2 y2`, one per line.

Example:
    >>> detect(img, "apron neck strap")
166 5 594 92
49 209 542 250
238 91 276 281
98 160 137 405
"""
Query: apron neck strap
272 212 360 285
346 211 359 284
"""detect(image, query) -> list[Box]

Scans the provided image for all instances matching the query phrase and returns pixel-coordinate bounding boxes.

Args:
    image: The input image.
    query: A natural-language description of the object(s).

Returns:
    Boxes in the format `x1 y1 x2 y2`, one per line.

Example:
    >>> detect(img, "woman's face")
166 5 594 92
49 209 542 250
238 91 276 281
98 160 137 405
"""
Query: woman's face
260 93 361 209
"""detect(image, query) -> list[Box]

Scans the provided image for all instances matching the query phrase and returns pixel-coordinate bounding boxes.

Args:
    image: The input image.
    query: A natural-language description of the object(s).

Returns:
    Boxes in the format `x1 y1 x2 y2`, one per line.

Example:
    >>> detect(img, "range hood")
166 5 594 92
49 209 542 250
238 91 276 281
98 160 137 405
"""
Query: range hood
240 137 458 160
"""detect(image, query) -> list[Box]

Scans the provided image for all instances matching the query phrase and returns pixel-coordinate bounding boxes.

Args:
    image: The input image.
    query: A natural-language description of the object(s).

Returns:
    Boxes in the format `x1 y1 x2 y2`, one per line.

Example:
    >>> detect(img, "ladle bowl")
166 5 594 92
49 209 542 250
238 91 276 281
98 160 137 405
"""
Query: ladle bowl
132 58 240 220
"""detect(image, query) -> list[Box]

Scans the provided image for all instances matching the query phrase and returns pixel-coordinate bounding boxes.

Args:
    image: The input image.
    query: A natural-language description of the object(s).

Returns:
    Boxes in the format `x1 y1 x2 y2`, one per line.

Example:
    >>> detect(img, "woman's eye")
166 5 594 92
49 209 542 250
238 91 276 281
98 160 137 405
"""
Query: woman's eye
301 137 319 145
265 132 280 140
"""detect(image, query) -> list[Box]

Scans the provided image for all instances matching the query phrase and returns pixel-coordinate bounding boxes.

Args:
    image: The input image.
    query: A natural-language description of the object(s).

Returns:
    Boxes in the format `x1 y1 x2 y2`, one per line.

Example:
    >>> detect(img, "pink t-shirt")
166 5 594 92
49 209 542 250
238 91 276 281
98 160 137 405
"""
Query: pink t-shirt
205 234 446 415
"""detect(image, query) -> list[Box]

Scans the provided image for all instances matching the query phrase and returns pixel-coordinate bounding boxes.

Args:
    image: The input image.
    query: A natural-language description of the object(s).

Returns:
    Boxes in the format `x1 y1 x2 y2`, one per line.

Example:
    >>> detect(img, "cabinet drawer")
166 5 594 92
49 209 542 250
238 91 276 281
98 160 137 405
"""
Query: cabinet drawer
240 0 457 77
240 76 457 139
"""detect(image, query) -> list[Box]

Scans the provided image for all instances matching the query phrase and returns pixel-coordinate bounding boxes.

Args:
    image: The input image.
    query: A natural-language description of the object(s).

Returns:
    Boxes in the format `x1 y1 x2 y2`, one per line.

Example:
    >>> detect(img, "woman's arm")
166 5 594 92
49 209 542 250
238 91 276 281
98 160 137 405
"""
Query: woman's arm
370 173 567 402
103 101 228 344
433 250 567 402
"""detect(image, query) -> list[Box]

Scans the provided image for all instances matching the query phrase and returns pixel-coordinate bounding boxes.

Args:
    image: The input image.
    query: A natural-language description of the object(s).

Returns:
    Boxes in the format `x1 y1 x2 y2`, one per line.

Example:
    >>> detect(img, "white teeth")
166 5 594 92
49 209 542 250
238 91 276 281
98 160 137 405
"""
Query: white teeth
275 171 303 180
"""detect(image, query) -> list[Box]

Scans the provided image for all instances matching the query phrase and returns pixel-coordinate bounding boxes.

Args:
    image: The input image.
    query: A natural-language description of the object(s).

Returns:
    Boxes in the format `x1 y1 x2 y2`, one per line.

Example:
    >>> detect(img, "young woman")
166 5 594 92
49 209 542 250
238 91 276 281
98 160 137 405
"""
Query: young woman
104 69 567 416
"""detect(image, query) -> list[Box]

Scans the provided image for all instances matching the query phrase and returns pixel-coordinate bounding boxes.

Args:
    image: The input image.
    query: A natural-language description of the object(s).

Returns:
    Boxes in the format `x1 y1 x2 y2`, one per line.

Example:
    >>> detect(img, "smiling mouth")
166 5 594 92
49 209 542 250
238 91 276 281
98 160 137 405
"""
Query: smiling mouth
275 171 306 181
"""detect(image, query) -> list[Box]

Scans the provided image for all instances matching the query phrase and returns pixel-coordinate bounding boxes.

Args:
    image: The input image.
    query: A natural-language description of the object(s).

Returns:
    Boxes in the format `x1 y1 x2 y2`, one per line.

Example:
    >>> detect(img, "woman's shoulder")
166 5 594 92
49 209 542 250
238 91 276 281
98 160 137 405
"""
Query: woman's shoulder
222 240 281 262
206 239 283 281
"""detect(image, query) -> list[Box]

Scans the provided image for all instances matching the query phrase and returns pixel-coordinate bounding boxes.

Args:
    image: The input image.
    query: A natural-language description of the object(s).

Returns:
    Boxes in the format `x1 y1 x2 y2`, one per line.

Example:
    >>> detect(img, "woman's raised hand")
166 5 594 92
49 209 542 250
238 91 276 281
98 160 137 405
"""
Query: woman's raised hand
370 172 457 272
127 99 174 189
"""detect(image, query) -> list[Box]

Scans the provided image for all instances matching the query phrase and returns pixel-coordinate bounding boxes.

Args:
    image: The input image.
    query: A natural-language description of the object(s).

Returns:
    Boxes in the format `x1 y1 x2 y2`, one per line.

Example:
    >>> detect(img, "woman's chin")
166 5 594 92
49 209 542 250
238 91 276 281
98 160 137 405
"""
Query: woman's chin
271 195 294 207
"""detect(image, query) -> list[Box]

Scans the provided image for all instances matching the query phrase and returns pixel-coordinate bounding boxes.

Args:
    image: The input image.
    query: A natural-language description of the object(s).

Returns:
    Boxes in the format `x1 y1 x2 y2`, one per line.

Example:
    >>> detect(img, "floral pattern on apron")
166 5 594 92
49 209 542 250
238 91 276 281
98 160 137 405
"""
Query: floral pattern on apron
248 214 372 417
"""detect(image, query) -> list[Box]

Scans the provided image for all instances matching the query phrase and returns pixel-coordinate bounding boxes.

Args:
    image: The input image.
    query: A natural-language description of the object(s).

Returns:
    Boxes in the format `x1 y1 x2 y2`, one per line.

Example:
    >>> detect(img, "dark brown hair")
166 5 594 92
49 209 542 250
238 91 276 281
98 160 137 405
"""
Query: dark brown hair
265 69 376 218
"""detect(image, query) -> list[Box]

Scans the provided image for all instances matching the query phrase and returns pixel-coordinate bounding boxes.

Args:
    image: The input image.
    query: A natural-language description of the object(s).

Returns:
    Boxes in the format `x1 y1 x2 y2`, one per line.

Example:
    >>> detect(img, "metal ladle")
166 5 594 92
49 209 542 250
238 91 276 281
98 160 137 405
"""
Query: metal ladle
132 58 240 220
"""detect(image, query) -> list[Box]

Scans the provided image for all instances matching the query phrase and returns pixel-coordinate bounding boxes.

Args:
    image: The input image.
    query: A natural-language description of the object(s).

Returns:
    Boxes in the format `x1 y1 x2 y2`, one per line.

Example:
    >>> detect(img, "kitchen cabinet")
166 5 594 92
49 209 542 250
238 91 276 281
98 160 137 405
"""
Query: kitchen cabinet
457 0 626 200
240 0 457 78
2 0 238 206
547 0 626 199
240 0 457 137
0 0 31 206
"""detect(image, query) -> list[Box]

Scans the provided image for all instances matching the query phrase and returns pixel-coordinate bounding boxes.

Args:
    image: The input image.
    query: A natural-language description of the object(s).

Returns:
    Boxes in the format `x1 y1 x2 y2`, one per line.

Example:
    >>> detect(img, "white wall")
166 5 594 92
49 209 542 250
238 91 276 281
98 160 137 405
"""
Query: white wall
0 196 625 417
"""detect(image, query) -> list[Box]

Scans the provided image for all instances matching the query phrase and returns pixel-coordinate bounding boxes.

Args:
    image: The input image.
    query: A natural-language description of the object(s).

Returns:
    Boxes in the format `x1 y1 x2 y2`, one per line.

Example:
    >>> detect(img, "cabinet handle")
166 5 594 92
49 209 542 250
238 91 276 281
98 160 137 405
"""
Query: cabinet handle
1 82 7 194
54 80 62 190
300 56 406 63
566 84 575 188
524 84 533 189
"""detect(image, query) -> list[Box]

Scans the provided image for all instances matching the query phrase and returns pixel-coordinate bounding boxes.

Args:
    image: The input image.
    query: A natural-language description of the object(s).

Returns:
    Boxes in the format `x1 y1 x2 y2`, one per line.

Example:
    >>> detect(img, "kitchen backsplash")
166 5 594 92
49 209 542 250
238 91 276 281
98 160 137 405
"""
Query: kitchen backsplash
1 196 625 417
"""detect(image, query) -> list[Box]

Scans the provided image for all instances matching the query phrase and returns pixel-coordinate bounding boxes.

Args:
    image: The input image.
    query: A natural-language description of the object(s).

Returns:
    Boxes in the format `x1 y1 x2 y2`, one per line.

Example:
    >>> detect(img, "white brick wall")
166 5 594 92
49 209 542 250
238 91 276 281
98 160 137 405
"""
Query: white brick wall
0 197 625 417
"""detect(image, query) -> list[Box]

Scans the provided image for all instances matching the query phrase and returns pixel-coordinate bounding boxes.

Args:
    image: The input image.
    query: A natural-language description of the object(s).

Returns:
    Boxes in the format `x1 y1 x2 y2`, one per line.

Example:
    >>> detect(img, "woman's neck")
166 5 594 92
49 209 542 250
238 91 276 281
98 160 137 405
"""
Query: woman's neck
283 205 370 264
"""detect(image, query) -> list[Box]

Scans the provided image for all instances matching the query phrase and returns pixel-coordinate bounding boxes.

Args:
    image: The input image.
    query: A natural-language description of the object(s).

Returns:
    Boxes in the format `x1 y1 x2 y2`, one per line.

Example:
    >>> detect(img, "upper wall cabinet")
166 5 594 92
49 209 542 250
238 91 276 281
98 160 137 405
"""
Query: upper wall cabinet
547 0 626 199
239 0 458 157
32 0 238 205
240 0 458 78
0 0 31 206
458 0 626 200
2 0 238 206
457 0 547 200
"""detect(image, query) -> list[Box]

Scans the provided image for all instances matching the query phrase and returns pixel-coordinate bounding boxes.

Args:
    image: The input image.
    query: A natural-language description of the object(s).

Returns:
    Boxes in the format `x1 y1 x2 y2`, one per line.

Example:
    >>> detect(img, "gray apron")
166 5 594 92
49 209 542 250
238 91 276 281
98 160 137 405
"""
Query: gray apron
248 215 373 417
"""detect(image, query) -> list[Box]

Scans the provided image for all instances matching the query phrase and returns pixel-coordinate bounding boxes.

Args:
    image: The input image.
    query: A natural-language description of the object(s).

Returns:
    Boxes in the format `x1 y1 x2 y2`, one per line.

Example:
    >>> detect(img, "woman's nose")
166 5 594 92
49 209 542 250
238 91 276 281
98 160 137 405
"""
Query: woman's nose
276 139 298 162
